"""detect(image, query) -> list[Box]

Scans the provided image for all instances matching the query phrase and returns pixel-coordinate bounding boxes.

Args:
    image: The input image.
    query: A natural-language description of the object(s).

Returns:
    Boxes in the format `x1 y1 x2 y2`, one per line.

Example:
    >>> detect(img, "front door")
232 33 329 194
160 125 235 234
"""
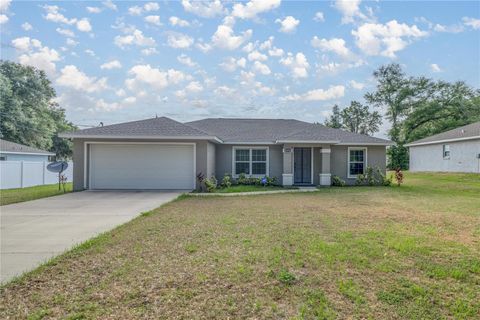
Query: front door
294 148 312 184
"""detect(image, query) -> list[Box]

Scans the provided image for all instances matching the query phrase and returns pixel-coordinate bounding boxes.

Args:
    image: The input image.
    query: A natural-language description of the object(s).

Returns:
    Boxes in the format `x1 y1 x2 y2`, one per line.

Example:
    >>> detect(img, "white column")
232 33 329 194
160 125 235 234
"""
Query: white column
319 148 331 186
282 146 293 186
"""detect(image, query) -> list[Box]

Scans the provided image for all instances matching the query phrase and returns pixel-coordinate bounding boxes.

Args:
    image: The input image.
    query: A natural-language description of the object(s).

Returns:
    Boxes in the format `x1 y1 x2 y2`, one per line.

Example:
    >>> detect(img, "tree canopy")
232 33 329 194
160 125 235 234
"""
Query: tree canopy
324 101 382 136
0 61 76 158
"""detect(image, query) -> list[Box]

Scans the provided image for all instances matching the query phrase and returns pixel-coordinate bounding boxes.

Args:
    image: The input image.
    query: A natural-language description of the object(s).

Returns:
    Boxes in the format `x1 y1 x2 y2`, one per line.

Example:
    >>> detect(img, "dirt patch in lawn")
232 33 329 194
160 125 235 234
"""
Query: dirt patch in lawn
1 173 479 319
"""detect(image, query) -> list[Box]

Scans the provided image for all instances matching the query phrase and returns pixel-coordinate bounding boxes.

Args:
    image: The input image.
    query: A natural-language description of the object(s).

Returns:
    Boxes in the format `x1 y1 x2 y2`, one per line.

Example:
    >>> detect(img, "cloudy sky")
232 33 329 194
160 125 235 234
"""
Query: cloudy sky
1 0 479 135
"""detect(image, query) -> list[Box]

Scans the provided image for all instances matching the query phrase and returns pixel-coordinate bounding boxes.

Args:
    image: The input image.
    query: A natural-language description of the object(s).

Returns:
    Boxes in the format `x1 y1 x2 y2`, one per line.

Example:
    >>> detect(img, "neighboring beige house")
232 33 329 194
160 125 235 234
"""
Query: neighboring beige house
60 117 392 191
405 121 480 173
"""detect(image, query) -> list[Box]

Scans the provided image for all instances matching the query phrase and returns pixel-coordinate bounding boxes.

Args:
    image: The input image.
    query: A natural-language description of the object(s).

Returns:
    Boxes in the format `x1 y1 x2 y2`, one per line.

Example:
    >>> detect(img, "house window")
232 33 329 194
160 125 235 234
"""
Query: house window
443 144 450 159
233 147 268 176
0 155 6 161
48 155 56 162
348 148 367 178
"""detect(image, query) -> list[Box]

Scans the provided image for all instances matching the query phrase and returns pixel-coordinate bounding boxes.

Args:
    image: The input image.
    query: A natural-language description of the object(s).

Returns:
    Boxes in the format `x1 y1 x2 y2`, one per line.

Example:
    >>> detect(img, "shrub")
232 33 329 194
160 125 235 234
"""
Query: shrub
331 175 346 187
221 174 232 188
204 177 217 193
237 173 248 185
394 168 404 186
355 174 366 185
356 166 392 187
266 176 278 186
277 269 296 285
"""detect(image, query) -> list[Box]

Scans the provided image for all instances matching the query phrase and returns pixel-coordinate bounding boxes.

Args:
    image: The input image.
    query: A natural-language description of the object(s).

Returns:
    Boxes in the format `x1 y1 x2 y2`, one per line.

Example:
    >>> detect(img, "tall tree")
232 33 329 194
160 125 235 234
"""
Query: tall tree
324 104 342 129
324 101 382 136
364 63 415 143
0 61 76 158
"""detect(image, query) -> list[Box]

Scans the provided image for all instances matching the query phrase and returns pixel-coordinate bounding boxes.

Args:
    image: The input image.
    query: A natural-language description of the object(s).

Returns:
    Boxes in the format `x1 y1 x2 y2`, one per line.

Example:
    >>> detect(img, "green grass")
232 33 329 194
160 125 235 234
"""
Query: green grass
0 183 73 206
1 172 479 319
212 184 289 193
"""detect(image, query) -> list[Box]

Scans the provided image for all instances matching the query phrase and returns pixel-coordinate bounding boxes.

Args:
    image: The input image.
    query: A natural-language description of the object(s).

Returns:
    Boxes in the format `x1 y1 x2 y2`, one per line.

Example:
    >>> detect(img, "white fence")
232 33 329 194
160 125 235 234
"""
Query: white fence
0 161 73 189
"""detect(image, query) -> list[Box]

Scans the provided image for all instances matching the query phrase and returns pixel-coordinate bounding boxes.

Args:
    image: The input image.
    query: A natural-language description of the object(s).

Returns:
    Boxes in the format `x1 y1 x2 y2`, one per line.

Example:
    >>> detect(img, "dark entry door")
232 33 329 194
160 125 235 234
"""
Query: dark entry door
294 148 312 184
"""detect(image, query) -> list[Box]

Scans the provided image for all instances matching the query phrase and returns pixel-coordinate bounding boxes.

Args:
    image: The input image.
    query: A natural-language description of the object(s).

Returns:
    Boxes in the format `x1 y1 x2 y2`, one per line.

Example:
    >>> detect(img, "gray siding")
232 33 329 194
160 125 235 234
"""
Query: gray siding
331 145 387 185
72 138 211 191
0 153 50 162
206 142 216 178
409 139 480 173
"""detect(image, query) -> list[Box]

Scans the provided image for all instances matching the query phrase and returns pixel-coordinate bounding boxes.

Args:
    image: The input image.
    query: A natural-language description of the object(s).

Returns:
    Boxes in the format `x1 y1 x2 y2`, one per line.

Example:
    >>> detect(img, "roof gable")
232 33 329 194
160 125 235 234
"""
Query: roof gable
0 139 54 155
406 121 480 146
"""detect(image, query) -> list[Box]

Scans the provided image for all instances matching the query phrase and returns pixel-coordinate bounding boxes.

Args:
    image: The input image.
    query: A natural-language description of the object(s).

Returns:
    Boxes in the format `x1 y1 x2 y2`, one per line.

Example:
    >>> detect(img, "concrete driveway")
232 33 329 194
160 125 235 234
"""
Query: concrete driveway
1 191 182 283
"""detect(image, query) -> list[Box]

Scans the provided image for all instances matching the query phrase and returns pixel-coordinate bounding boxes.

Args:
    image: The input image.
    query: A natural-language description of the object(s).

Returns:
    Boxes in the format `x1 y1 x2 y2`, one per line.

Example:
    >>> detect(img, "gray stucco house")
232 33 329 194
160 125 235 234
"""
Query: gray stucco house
0 139 55 162
60 117 392 191
405 121 480 173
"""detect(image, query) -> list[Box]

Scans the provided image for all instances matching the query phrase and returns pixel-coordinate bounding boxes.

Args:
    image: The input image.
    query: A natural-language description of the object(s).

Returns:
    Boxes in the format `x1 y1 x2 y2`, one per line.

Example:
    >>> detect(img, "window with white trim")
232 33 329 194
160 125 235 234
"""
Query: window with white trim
234 148 268 176
0 155 6 161
443 144 450 159
348 148 366 177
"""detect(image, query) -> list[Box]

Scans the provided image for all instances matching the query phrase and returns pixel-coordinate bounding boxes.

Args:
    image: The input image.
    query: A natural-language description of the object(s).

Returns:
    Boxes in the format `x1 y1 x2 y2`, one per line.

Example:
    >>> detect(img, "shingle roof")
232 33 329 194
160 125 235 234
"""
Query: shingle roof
0 139 55 155
60 116 392 145
405 121 480 146
60 117 215 139
186 118 392 144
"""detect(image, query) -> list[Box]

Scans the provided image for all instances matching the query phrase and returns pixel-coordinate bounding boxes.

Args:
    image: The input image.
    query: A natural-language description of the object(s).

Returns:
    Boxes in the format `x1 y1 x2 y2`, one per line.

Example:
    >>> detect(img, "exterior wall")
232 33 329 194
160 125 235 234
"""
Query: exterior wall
409 139 480 173
214 144 283 181
206 142 216 178
0 153 50 162
331 145 387 185
72 138 212 191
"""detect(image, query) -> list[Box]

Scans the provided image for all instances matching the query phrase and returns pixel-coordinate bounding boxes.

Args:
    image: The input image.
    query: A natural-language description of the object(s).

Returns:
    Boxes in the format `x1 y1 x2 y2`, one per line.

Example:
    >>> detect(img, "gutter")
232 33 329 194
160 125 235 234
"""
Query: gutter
405 135 480 147
58 133 224 143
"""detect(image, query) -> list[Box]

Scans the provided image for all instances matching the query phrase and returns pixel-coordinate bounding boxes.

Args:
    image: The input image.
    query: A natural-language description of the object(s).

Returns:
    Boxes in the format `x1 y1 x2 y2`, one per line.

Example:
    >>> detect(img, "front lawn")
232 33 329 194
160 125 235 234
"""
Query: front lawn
1 172 479 319
0 183 72 206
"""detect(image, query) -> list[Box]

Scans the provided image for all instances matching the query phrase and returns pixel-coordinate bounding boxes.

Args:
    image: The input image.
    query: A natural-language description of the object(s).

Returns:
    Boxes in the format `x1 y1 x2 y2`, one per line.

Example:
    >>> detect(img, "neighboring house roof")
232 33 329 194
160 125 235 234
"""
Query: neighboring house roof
59 117 221 142
0 139 55 155
405 121 480 147
60 116 392 145
186 118 392 145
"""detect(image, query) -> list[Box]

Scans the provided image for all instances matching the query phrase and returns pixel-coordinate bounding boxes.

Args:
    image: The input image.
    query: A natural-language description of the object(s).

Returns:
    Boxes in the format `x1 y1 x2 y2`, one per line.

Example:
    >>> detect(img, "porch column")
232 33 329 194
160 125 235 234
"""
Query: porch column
282 146 293 186
319 148 331 186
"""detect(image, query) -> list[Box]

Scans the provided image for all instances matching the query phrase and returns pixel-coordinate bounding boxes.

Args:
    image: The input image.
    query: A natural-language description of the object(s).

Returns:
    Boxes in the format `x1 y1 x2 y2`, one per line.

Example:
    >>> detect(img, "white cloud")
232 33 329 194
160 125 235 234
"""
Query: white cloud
185 81 204 93
349 80 365 90
334 0 367 24
433 23 464 33
43 5 77 25
102 0 117 11
141 47 158 56
282 85 345 101
232 0 281 19
316 60 365 75
169 16 190 27
128 6 143 16
314 12 325 22
215 85 236 97
22 22 33 31
181 0 225 18
0 14 8 24
123 96 137 104
252 61 271 75
430 63 442 73
248 50 268 61
219 57 246 72
268 47 284 57
76 18 92 32
84 49 95 57
196 41 212 53
212 25 252 50
126 64 187 90
114 29 156 48
116 89 126 97
144 2 160 12
280 52 309 78
86 6 102 14
352 20 428 58
0 0 11 12
167 32 194 49
311 37 353 59
177 54 197 67
275 16 300 33
145 15 161 26
101 60 122 70
57 65 108 93
463 17 480 30
56 28 75 37
11 37 60 76
94 99 121 111
66 38 78 46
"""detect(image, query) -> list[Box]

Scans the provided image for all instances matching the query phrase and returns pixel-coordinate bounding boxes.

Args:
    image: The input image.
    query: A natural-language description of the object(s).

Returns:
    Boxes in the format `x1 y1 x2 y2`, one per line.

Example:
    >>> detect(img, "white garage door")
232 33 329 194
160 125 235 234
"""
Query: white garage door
89 144 195 190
